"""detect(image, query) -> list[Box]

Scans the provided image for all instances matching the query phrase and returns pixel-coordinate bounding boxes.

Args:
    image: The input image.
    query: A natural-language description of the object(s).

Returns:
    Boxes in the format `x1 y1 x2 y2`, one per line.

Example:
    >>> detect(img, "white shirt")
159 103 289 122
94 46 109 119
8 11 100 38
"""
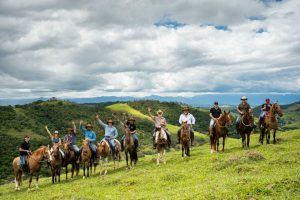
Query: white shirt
179 113 196 125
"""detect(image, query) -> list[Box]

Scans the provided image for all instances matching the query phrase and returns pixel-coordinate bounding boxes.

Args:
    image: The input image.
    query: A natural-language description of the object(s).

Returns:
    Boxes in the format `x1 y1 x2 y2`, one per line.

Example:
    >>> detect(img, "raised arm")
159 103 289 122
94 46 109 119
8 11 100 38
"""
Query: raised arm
72 121 77 134
45 125 53 139
80 120 87 133
147 107 155 120
96 114 107 129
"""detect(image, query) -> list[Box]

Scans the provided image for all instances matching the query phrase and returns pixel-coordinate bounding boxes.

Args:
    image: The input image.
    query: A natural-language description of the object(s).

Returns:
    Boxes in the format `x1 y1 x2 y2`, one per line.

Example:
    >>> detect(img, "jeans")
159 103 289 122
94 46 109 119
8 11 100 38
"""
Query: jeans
121 134 139 148
71 144 80 153
209 119 216 128
20 155 26 168
236 115 241 125
260 111 266 118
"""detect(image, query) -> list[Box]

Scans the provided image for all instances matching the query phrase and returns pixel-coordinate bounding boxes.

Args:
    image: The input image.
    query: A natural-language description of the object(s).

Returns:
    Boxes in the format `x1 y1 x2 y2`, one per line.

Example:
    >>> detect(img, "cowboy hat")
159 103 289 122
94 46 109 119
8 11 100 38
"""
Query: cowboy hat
182 106 189 111
240 96 248 100
107 119 114 124
128 117 135 121
54 130 59 134
85 123 93 128
157 109 163 115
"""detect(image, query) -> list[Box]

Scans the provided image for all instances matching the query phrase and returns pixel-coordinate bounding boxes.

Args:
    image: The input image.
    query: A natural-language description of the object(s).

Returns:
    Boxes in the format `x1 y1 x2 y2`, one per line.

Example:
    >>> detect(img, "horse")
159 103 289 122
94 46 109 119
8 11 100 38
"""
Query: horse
238 109 254 149
50 143 63 183
180 121 190 157
155 127 168 165
63 141 79 180
96 139 121 176
210 111 232 153
259 103 283 144
12 146 50 191
81 139 92 178
123 127 138 169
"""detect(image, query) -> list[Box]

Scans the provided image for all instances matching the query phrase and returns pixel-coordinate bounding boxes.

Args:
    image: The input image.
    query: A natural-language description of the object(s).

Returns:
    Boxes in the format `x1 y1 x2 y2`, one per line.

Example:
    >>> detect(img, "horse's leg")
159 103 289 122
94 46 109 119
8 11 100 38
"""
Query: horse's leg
266 129 270 144
105 157 108 175
35 174 39 189
83 163 85 179
52 168 55 183
273 129 276 144
130 152 133 168
163 149 166 164
65 164 68 180
216 136 220 152
182 145 184 157
247 133 250 148
28 173 33 189
188 146 190 157
125 152 129 169
58 168 61 183
157 151 160 166
222 136 225 152
99 158 102 176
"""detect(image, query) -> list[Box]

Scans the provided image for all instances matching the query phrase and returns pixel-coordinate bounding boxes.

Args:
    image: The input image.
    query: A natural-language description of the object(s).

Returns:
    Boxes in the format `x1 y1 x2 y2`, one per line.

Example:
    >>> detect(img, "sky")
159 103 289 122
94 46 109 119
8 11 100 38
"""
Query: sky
0 0 300 99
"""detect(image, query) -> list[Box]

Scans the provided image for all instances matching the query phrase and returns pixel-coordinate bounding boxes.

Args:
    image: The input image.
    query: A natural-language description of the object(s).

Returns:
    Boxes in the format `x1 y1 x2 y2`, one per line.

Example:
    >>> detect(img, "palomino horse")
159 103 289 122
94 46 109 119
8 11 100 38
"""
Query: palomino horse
155 127 168 165
81 139 92 178
50 143 63 183
96 139 121 175
180 121 190 157
259 103 283 144
238 109 254 149
12 146 50 190
210 111 232 153
63 141 79 180
124 127 138 169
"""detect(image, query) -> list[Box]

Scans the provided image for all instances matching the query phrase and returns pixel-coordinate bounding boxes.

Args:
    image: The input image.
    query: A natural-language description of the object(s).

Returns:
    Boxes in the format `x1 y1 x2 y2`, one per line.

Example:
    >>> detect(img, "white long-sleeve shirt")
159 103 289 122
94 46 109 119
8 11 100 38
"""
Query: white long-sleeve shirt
179 113 196 125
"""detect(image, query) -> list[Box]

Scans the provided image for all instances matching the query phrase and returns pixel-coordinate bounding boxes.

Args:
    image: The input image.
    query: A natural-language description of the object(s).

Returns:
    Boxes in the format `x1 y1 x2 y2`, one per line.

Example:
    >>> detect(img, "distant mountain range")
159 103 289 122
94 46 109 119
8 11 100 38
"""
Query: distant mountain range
0 94 299 106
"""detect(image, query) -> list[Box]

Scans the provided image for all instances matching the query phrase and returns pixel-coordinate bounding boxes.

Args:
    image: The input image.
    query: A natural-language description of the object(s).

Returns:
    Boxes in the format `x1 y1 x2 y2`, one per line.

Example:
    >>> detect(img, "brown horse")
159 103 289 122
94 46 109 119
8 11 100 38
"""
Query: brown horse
124 127 138 169
12 146 50 190
50 143 63 183
180 121 190 157
63 141 79 180
238 109 254 149
81 139 92 178
210 111 232 153
259 103 283 144
155 127 168 165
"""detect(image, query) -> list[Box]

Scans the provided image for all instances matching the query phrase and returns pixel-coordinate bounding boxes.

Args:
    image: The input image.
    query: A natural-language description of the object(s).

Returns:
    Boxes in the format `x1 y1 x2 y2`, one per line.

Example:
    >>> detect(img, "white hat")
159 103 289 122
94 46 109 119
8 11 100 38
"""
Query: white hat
54 130 59 134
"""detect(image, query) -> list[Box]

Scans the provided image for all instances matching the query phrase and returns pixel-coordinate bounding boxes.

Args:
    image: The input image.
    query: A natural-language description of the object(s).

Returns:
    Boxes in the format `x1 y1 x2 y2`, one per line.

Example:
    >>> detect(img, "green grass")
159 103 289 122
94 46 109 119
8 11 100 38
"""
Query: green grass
1 130 299 199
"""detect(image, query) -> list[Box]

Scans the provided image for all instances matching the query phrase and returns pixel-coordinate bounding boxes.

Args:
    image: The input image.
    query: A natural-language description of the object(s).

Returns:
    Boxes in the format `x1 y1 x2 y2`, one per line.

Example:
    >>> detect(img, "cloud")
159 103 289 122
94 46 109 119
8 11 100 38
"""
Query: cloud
0 0 299 99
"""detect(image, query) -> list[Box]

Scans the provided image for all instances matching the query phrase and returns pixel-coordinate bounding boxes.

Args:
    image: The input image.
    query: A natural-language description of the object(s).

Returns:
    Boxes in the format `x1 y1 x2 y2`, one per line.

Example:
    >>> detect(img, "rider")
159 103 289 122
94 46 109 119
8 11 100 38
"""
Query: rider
45 126 65 160
64 121 80 162
96 114 119 156
148 107 171 149
19 135 31 172
259 98 272 128
236 96 252 133
177 106 196 146
120 117 139 151
79 121 97 164
209 101 222 135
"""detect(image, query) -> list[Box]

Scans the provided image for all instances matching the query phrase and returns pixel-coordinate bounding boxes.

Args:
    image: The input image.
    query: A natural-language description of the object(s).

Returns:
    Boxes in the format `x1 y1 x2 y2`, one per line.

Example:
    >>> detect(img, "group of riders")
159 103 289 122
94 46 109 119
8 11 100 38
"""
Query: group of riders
19 96 273 171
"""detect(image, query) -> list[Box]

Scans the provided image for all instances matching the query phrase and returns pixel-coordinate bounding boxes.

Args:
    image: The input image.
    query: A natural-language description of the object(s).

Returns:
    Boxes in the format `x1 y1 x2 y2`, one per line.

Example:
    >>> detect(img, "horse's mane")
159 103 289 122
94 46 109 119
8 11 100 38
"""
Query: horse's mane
31 146 47 156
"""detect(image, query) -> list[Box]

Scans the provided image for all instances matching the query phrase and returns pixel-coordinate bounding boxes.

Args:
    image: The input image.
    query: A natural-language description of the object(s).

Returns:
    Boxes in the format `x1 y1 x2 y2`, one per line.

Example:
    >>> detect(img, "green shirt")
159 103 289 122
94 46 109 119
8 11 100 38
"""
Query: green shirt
238 103 250 112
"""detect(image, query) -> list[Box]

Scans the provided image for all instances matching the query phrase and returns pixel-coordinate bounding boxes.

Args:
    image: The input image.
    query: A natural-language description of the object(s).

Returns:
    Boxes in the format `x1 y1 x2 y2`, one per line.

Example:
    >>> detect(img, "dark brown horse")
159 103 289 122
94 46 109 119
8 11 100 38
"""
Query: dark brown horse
210 111 232 153
180 121 190 157
12 146 50 190
259 103 283 144
63 141 79 180
81 139 92 178
238 109 254 149
155 127 168 165
124 127 138 169
50 143 63 183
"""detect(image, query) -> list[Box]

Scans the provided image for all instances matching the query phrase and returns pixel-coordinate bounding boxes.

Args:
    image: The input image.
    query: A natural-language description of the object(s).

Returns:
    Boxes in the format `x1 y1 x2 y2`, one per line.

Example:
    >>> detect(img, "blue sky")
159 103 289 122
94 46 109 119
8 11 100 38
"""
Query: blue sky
0 0 299 99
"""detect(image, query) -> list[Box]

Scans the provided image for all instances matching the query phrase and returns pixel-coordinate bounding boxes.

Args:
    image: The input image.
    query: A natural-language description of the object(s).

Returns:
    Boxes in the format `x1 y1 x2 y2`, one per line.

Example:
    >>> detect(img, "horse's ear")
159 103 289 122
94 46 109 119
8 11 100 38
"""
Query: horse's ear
228 110 230 114
47 144 50 148
223 110 226 114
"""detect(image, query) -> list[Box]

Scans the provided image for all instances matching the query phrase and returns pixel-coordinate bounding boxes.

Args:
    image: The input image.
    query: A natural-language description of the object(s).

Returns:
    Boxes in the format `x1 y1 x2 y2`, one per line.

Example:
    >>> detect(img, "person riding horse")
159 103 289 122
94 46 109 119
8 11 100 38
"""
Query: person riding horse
236 96 254 134
79 121 97 164
148 107 171 149
120 117 139 151
19 135 31 172
45 126 65 160
259 98 272 128
96 115 119 156
209 101 223 136
177 106 196 146
64 121 80 162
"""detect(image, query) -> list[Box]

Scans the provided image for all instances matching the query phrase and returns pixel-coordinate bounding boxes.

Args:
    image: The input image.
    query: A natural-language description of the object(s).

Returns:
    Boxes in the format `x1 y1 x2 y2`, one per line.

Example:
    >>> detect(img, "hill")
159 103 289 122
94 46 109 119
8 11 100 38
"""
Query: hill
0 130 299 199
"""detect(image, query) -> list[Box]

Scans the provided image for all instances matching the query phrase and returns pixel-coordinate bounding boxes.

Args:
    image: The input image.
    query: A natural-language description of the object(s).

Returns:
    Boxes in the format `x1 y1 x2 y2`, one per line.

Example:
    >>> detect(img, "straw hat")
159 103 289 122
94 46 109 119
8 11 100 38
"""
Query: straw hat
107 119 114 124
241 96 248 100
157 109 163 115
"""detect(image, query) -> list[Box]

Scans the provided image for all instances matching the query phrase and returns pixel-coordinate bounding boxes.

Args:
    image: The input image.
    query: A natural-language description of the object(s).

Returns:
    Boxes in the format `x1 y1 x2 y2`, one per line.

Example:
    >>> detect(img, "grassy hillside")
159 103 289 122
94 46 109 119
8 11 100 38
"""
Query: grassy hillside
0 130 299 199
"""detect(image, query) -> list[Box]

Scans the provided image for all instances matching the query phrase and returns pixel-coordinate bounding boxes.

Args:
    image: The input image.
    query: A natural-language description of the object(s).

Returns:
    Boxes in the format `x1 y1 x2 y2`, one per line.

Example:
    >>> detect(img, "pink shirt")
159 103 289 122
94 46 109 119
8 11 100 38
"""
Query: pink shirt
154 116 167 128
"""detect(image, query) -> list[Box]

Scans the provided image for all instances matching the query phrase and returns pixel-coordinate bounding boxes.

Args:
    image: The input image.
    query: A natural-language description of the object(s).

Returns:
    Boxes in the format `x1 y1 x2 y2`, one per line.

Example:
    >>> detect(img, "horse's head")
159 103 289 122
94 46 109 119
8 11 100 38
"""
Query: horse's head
52 143 60 158
97 141 109 156
63 140 70 151
243 109 254 127
181 120 188 129
42 145 51 161
272 103 283 117
82 139 90 147
222 110 232 126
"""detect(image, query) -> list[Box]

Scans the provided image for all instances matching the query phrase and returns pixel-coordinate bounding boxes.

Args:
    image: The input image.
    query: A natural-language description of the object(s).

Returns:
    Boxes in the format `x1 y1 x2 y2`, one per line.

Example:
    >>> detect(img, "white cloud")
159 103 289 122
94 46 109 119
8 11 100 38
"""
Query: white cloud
0 0 300 98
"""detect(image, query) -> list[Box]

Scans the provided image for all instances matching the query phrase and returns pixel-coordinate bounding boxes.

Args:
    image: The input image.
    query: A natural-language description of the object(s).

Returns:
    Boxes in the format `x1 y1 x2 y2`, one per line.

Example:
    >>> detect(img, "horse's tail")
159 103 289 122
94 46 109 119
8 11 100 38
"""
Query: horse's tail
132 149 138 162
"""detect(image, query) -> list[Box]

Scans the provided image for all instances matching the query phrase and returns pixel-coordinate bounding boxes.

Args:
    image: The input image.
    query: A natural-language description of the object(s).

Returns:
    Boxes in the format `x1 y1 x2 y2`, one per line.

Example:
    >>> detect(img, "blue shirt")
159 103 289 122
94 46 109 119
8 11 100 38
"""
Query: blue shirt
52 137 60 144
97 119 118 139
80 125 96 143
